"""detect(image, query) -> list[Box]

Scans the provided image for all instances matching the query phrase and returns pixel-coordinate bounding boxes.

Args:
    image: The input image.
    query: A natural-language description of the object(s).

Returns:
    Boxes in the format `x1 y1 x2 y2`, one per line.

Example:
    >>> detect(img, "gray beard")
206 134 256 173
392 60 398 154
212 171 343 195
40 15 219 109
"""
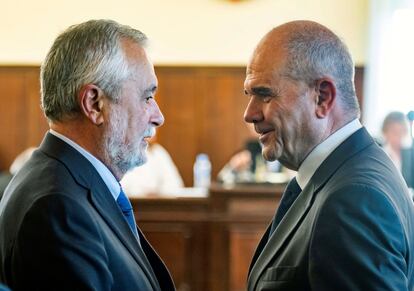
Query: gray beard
104 116 146 176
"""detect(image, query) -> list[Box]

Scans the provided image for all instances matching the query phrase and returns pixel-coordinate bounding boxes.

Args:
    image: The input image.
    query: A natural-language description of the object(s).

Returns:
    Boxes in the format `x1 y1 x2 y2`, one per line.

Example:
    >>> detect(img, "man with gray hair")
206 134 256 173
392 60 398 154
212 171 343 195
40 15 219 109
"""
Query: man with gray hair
0 19 174 290
245 20 414 290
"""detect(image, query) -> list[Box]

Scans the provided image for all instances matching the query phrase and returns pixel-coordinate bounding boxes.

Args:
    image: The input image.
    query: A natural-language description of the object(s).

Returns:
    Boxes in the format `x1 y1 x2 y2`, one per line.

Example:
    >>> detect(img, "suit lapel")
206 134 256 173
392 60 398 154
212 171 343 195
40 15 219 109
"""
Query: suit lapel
248 223 272 276
248 128 375 291
248 181 316 290
39 133 161 290
138 228 175 290
89 187 161 290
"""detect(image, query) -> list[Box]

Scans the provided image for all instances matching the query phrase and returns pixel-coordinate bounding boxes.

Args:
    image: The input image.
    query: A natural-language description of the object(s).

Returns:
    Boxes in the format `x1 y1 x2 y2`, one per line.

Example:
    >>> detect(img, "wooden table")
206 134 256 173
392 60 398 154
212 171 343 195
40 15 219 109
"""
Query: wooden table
132 183 284 291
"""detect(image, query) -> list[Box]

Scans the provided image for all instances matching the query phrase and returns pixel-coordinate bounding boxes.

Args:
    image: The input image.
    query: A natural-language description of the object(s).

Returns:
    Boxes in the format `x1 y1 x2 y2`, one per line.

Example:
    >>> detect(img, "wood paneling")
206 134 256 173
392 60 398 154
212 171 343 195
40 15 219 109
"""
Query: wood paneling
0 66 365 186
134 197 209 291
155 67 250 186
208 183 284 291
229 225 266 291
0 67 48 171
133 184 283 291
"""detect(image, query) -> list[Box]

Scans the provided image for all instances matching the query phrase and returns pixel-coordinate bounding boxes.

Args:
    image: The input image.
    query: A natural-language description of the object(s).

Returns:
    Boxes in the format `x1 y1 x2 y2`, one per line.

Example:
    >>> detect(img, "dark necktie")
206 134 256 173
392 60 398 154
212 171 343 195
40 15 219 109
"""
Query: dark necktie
117 188 139 238
269 177 302 237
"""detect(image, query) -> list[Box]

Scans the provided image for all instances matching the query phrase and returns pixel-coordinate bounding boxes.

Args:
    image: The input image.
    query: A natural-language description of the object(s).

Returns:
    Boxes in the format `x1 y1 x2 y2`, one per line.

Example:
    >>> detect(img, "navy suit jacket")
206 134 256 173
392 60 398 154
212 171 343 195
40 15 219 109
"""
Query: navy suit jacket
0 133 175 291
248 128 414 290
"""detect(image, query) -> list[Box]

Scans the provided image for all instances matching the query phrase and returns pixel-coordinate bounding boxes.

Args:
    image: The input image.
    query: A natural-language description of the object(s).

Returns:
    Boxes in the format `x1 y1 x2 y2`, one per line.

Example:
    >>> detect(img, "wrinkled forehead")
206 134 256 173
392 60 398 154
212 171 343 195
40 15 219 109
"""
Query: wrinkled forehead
245 41 288 90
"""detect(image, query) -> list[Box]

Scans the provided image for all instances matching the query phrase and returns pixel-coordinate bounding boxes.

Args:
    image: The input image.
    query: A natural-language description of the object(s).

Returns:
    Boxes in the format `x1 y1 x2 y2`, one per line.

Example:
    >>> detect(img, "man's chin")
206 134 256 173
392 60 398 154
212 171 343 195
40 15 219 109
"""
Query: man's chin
121 153 147 173
136 151 148 165
262 147 278 162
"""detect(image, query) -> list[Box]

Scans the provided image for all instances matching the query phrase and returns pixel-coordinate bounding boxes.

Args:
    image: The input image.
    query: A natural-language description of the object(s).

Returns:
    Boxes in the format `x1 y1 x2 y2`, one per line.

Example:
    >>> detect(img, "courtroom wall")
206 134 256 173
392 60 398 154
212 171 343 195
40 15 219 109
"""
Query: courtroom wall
0 66 364 186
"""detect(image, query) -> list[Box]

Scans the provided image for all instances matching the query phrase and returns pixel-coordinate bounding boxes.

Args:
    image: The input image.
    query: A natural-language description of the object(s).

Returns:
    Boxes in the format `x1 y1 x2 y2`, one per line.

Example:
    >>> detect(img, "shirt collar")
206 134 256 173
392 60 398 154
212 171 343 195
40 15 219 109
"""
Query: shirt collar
49 129 120 200
296 119 362 190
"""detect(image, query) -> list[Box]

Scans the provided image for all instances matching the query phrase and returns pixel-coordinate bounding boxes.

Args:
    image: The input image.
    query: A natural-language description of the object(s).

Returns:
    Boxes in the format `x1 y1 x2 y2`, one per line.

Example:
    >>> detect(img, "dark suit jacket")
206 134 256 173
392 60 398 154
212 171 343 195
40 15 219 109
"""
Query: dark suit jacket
401 147 414 189
0 133 175 291
248 128 414 290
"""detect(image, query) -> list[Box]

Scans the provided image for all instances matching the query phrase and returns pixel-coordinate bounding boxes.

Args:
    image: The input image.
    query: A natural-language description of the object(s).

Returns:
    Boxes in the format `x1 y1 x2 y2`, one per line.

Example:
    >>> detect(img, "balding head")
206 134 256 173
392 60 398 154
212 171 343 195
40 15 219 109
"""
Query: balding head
244 21 360 169
252 20 359 119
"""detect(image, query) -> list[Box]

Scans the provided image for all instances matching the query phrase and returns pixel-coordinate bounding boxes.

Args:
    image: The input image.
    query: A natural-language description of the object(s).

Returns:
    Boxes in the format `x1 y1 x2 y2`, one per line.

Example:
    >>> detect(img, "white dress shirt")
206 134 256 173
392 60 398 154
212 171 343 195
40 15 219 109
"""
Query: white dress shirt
296 119 362 190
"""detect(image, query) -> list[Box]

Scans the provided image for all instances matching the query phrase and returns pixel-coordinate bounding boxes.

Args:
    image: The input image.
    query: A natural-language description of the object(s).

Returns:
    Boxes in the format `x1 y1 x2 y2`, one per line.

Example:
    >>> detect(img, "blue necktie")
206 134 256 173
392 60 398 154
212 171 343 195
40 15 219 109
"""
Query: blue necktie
117 188 139 238
269 177 302 237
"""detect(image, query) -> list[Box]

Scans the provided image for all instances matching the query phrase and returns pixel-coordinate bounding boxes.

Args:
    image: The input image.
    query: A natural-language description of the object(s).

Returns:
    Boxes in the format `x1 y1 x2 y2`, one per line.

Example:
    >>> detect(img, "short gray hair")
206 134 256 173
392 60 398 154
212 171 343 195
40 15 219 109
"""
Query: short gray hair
280 21 360 117
41 19 147 121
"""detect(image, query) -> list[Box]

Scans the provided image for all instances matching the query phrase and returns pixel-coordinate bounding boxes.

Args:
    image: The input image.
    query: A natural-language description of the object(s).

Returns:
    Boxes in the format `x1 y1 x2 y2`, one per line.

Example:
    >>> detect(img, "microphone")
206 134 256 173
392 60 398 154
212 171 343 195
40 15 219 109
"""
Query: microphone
408 111 414 122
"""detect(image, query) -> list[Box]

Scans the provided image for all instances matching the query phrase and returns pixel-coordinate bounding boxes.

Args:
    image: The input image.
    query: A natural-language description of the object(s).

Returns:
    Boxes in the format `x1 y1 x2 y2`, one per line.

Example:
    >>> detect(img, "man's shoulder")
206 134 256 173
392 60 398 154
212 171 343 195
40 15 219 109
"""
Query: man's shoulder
14 150 79 189
314 140 411 211
2 150 89 216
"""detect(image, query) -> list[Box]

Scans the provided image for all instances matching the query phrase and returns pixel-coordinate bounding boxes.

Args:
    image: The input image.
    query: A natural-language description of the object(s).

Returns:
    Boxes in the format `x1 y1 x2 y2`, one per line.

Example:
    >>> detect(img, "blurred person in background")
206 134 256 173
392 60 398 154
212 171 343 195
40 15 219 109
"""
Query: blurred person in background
381 111 413 188
0 147 35 200
121 135 184 196
218 123 289 184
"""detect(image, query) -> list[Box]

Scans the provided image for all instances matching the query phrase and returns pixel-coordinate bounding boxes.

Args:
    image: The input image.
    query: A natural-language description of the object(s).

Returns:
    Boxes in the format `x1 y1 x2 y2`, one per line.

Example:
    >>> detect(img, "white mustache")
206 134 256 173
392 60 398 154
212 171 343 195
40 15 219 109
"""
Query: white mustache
143 128 156 138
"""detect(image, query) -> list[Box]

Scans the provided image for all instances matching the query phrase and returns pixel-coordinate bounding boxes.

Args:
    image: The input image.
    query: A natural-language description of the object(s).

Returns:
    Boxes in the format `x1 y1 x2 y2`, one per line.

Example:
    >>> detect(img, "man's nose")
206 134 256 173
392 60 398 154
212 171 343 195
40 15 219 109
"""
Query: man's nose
151 101 165 127
244 97 263 124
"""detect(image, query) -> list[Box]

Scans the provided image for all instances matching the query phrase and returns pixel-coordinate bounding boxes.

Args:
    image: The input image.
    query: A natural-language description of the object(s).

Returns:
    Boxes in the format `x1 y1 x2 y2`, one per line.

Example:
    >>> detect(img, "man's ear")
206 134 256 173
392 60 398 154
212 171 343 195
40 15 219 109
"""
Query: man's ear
78 84 105 125
314 78 336 118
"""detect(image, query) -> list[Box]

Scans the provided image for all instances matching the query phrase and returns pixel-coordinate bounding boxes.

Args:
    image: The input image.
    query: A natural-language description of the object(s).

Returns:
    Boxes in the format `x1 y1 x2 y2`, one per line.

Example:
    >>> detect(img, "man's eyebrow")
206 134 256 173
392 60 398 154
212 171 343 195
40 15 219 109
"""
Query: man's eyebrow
143 85 157 95
251 86 274 96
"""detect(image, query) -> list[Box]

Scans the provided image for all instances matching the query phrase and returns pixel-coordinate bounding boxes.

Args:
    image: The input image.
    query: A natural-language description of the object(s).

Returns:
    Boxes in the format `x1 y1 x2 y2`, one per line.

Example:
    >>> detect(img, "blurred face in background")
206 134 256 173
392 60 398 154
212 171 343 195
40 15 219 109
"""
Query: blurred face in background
383 121 408 151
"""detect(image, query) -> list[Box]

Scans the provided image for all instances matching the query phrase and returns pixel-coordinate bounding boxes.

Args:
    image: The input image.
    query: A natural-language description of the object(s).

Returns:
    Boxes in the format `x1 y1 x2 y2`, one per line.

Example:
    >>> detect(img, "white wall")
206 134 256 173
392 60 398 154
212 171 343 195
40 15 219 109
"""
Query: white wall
1 0 368 65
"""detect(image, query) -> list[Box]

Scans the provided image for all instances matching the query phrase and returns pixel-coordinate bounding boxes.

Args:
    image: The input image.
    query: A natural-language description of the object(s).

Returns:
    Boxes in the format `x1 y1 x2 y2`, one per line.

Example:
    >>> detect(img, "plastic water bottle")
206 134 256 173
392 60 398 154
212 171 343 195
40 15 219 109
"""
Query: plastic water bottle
193 153 211 188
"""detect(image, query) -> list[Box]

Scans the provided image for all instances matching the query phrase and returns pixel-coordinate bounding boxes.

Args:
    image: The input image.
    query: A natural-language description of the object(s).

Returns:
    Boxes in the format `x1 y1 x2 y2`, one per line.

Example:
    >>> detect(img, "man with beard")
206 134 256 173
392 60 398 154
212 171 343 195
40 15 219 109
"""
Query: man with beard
0 20 174 291
244 20 414 290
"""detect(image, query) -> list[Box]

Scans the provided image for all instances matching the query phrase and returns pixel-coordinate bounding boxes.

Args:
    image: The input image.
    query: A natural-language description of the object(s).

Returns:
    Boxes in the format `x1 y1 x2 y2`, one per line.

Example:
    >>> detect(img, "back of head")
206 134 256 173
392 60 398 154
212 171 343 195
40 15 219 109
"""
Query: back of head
41 19 147 122
266 20 360 119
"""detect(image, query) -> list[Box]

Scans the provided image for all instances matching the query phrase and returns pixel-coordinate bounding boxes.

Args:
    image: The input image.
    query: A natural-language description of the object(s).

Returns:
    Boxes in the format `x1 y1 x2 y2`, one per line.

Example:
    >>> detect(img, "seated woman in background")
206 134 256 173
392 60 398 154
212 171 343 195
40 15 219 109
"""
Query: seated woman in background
121 137 184 196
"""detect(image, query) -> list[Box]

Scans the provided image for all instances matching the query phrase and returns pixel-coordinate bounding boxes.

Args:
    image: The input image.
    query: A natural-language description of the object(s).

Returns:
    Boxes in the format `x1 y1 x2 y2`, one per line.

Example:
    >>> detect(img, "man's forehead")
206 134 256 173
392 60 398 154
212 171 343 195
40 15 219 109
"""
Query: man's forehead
245 61 279 85
244 70 274 93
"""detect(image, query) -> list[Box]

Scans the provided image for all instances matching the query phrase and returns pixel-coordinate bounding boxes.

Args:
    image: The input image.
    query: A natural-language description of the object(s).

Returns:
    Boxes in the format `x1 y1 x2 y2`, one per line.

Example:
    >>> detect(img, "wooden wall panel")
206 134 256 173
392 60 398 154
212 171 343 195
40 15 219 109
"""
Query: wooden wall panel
155 67 251 186
0 67 47 171
0 70 25 170
0 66 365 186
134 197 209 291
140 223 191 291
24 70 49 146
199 70 250 177
229 225 267 291
155 68 199 187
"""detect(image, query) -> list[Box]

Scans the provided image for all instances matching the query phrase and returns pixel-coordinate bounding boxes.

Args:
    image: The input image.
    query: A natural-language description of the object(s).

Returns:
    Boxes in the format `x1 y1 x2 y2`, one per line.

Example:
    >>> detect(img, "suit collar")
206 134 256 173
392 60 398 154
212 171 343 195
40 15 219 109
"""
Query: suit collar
310 127 374 190
297 119 362 189
39 133 161 290
48 129 120 199
248 127 374 291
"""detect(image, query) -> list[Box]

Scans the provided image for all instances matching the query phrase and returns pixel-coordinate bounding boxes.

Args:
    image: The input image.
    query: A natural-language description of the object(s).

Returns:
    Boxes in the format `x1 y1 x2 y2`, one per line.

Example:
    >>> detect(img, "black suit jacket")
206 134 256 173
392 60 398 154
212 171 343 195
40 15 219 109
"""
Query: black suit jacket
0 133 175 291
248 128 414 290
